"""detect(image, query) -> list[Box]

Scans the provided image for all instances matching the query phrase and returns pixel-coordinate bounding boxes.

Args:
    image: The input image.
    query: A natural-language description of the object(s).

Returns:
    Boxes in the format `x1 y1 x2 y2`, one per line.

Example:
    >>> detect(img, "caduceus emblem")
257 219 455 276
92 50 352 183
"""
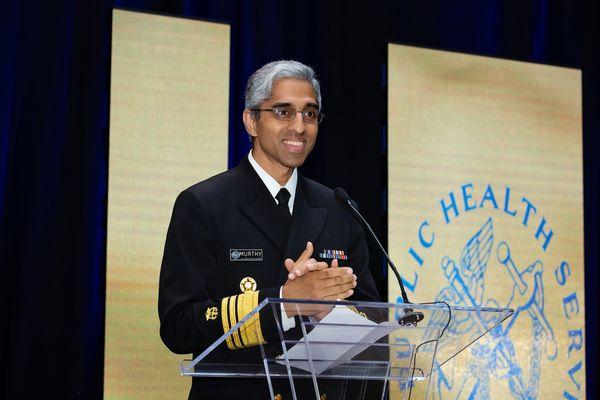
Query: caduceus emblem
431 217 557 400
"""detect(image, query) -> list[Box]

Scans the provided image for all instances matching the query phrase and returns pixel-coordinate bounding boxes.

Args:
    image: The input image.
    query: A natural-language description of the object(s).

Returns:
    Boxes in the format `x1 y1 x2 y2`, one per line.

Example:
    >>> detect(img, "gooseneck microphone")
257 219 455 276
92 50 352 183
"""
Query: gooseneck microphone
334 187 425 326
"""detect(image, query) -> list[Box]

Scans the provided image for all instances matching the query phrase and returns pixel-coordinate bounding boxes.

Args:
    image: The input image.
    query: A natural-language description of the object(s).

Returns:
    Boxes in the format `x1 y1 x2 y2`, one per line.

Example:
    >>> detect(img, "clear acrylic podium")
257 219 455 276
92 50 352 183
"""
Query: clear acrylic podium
181 298 513 399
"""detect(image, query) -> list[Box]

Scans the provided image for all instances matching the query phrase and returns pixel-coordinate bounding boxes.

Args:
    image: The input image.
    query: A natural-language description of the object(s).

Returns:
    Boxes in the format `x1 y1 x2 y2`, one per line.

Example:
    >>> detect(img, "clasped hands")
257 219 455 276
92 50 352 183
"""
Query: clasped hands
281 242 356 319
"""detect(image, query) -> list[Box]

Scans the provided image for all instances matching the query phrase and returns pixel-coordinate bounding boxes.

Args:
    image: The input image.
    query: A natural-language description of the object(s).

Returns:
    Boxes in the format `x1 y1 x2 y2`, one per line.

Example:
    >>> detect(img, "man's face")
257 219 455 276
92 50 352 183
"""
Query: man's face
244 78 319 177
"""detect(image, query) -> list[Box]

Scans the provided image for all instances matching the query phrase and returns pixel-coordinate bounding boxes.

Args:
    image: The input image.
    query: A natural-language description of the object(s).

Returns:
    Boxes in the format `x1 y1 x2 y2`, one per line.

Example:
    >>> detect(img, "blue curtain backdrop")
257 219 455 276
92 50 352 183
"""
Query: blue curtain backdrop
0 0 597 398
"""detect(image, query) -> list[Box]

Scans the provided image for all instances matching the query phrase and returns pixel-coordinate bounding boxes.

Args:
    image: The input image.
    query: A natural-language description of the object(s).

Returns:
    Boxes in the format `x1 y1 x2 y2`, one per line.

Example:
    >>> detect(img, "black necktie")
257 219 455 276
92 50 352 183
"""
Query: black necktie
275 188 292 218
274 188 292 247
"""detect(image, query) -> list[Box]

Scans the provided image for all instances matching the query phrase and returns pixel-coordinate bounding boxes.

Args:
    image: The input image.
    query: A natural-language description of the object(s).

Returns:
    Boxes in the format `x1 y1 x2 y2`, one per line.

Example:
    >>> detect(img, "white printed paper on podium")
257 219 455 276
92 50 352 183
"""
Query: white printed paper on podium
277 306 397 374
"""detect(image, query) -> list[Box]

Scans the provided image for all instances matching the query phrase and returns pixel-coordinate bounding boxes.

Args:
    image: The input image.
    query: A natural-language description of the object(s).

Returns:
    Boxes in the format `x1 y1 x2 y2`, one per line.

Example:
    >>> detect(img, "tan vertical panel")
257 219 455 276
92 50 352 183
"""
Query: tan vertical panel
106 9 229 398
388 44 585 399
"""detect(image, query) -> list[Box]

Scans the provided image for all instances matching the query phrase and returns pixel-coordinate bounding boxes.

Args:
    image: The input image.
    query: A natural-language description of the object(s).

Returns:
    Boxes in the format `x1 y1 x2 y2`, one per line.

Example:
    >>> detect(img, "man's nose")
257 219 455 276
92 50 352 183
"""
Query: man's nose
288 112 305 133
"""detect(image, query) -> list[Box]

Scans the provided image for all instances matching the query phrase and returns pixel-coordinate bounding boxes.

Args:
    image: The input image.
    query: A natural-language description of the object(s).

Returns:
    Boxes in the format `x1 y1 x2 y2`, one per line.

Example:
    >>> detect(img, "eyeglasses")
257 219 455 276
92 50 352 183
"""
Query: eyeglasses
251 105 325 125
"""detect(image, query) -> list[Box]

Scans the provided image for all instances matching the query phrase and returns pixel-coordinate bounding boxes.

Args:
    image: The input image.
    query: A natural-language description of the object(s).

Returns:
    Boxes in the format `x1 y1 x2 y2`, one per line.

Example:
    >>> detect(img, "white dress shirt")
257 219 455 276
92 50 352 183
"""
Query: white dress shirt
247 151 297 330
248 150 297 213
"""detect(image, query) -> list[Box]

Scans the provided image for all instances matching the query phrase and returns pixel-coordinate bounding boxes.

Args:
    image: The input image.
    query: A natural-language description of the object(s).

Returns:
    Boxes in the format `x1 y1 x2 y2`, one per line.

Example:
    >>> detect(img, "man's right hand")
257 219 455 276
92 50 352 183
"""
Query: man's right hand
281 242 357 317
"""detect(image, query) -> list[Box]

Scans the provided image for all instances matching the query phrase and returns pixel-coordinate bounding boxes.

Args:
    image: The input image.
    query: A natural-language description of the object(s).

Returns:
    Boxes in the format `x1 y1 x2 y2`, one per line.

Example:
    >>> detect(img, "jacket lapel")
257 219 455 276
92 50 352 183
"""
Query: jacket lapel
235 158 328 283
237 158 289 253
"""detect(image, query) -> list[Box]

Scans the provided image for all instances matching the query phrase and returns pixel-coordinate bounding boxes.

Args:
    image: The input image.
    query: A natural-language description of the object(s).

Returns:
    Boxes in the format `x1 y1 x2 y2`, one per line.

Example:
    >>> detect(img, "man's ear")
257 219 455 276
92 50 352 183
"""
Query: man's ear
242 109 258 140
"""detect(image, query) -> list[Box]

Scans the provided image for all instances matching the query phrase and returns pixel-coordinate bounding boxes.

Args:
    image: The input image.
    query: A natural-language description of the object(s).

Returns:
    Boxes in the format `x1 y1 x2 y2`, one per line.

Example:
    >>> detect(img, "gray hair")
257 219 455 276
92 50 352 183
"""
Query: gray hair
245 60 322 111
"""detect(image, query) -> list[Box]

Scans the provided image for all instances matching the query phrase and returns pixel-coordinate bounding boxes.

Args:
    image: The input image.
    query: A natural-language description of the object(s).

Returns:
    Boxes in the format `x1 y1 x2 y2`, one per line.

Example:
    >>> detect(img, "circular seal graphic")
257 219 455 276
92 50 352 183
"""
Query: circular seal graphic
392 183 583 399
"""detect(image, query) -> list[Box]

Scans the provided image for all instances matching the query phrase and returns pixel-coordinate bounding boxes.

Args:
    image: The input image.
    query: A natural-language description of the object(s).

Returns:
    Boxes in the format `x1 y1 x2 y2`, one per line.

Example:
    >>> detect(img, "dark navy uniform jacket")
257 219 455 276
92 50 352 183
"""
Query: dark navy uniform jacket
158 157 380 399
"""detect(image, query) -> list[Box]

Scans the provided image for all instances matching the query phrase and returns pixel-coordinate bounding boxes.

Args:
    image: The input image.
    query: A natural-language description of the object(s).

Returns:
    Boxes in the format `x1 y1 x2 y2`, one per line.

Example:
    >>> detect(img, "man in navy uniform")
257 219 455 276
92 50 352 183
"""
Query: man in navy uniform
159 60 380 399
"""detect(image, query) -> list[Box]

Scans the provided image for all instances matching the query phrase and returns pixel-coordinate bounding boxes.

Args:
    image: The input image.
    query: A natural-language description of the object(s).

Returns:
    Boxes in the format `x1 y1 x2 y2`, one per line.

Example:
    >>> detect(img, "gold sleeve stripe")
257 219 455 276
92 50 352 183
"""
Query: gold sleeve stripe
238 290 262 347
237 293 250 346
238 290 266 347
253 290 266 345
220 297 235 350
221 291 266 350
234 295 246 348
228 296 243 349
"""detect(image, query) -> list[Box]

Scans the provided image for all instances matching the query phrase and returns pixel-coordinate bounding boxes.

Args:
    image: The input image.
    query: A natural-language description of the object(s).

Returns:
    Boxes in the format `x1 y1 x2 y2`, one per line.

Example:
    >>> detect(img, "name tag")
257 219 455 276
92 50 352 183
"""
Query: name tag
230 249 263 262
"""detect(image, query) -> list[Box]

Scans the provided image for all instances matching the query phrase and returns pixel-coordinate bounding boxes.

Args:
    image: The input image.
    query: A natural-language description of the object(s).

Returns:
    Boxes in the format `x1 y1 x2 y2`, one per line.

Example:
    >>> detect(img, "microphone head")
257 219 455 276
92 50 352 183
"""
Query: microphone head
334 187 351 203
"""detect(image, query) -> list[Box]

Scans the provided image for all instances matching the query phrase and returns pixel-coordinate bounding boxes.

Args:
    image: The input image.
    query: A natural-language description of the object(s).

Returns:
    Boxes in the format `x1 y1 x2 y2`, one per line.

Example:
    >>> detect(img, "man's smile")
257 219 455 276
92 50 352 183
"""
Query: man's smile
282 137 307 152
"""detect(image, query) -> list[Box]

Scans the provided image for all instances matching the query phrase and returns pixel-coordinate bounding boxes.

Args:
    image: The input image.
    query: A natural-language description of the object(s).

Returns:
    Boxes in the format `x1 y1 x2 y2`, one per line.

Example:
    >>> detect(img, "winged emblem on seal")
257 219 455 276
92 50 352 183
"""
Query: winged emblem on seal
428 217 558 400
